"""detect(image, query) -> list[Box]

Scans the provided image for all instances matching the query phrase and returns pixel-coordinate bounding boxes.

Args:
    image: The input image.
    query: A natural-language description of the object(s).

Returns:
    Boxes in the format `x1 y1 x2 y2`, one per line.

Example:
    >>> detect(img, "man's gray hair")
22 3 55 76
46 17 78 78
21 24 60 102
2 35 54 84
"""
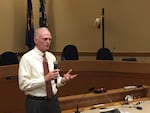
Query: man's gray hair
34 27 49 38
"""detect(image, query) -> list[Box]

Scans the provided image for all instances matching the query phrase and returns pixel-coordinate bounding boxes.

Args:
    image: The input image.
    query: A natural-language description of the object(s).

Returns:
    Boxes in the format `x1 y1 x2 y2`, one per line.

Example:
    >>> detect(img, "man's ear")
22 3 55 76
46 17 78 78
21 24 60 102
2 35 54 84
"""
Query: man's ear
34 38 37 44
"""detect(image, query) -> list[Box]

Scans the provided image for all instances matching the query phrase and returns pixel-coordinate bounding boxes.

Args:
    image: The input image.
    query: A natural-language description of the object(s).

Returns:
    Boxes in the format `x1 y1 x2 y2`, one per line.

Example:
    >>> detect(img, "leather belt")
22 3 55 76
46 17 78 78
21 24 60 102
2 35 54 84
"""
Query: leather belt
26 95 50 100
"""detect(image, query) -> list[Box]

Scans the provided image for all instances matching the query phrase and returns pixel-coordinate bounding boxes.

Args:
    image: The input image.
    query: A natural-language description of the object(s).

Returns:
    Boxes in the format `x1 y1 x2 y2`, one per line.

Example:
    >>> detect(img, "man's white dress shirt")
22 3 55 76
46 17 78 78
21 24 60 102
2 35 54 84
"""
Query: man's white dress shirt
18 47 64 97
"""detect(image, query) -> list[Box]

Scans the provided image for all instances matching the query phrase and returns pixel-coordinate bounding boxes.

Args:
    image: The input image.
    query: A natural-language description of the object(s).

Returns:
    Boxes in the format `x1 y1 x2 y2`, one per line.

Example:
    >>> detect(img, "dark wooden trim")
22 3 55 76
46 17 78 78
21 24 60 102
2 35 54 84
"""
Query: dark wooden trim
53 51 150 57
14 51 150 57
112 52 150 57
53 52 96 56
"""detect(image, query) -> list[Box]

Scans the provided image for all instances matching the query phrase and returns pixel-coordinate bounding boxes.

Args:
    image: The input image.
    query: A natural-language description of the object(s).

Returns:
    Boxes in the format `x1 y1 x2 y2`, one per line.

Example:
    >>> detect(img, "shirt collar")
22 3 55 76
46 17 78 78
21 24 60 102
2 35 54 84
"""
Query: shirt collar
34 47 45 57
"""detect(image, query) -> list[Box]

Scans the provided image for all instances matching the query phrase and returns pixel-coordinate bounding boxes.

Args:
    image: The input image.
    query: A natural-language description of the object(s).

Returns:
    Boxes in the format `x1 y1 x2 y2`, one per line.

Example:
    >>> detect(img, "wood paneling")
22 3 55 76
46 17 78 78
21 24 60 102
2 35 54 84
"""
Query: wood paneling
0 77 25 113
0 61 150 113
57 61 150 96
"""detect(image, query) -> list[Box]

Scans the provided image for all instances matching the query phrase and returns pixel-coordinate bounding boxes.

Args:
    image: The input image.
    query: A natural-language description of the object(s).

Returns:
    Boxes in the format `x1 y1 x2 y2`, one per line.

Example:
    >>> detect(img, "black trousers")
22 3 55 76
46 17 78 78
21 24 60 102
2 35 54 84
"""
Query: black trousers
26 95 61 113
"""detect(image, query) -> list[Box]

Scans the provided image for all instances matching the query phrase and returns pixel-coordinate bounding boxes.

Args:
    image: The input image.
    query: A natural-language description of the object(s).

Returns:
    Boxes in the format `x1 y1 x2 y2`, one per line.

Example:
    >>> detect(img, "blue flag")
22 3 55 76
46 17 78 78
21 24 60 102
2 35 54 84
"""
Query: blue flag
26 0 35 50
39 0 48 27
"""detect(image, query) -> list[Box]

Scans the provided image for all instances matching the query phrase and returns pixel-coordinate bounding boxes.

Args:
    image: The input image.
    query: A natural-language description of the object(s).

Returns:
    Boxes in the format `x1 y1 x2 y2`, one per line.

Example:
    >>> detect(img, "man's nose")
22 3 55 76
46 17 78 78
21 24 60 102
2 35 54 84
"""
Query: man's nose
47 39 51 44
46 39 50 42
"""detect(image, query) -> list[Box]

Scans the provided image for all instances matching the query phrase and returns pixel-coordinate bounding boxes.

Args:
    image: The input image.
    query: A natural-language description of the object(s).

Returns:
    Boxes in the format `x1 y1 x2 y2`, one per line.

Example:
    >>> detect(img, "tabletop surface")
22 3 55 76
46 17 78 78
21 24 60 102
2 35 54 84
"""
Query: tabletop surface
81 99 150 113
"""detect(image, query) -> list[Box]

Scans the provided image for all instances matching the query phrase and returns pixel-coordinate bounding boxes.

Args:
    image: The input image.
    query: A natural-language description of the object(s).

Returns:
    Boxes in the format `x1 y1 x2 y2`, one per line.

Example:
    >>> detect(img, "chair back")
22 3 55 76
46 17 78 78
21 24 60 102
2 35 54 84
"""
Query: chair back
0 52 19 65
61 45 79 60
96 48 113 60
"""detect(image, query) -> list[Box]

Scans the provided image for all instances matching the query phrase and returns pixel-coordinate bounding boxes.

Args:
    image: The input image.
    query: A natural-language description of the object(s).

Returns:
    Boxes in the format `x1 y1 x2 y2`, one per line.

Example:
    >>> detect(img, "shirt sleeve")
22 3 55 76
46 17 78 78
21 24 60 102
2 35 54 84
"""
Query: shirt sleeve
56 75 65 87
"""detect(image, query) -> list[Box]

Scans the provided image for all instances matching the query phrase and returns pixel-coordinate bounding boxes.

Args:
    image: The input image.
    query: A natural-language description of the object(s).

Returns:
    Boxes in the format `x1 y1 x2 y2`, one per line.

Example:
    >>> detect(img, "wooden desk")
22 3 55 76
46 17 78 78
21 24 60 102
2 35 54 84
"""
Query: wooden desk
0 64 18 79
0 61 150 97
75 97 150 113
60 85 150 112
62 98 150 113
0 65 25 113
0 61 150 113
58 60 150 96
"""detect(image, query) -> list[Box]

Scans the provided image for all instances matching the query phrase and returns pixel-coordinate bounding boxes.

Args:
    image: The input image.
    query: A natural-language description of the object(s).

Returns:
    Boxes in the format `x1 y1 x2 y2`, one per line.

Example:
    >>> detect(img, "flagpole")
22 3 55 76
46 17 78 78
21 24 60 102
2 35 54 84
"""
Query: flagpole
102 8 104 48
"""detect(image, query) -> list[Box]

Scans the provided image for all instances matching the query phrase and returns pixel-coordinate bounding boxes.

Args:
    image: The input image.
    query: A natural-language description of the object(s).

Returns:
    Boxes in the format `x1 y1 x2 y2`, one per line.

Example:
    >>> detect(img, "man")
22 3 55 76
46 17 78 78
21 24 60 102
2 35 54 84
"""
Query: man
18 27 77 113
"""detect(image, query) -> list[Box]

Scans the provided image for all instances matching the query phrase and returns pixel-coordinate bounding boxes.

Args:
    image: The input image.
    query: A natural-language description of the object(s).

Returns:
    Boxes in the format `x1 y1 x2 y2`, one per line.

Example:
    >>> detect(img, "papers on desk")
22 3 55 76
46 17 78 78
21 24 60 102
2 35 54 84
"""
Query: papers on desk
99 108 120 113
81 108 100 113
81 100 150 113
81 108 120 113
123 86 137 90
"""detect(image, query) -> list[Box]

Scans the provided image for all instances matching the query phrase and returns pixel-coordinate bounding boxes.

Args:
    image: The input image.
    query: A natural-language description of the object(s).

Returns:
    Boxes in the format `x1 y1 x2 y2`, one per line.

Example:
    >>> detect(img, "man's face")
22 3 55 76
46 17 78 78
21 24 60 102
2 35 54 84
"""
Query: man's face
34 29 52 52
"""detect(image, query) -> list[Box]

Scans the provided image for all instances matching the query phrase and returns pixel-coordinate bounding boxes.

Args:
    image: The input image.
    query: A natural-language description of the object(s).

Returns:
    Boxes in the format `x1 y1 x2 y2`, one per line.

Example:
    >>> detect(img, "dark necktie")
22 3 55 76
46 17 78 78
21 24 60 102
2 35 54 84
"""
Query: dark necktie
43 54 53 98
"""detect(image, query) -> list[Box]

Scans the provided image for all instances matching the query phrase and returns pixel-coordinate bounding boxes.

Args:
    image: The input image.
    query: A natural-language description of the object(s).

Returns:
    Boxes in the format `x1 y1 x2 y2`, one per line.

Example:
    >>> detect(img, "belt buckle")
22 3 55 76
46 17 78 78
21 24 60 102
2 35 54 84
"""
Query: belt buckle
44 96 49 100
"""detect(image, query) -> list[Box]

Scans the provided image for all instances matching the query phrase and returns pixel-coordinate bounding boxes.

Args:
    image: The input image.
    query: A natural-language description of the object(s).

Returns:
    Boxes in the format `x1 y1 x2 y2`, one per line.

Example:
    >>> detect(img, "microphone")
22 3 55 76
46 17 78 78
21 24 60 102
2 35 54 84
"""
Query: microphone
74 94 85 113
74 104 80 113
90 87 122 113
99 88 113 103
74 89 93 113
89 87 113 103
53 61 58 84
